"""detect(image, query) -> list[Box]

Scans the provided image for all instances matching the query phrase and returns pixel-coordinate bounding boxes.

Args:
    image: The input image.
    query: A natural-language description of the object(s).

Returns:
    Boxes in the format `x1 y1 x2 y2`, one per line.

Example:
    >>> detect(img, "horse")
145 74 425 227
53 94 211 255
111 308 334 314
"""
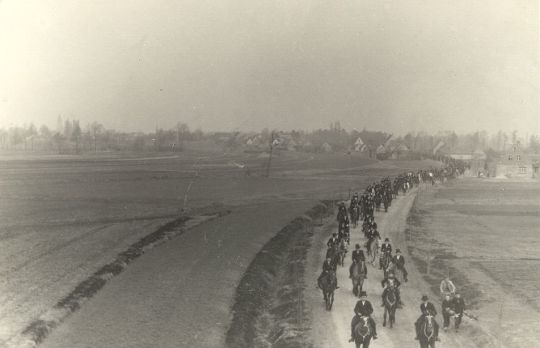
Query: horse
384 260 397 279
366 237 380 266
391 263 406 283
383 286 398 328
353 316 372 348
417 314 439 348
351 261 367 297
326 245 340 269
338 239 348 267
339 226 350 246
374 194 382 211
319 271 337 310
350 205 360 227
380 251 392 273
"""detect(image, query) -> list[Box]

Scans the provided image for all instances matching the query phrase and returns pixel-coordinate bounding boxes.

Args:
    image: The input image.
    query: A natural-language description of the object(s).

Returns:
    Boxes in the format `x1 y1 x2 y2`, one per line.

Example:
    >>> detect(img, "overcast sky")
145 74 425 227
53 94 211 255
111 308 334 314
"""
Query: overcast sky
0 0 538 135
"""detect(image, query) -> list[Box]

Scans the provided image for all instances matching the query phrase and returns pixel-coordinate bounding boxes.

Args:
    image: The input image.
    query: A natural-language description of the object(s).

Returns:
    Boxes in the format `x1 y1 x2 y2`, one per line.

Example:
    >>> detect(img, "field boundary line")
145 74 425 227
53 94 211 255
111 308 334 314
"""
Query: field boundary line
8 207 231 348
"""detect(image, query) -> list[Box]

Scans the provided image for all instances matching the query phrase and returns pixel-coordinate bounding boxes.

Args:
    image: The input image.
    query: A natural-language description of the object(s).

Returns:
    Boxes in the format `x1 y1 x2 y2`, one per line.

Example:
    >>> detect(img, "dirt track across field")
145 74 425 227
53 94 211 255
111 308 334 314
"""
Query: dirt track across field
305 186 499 348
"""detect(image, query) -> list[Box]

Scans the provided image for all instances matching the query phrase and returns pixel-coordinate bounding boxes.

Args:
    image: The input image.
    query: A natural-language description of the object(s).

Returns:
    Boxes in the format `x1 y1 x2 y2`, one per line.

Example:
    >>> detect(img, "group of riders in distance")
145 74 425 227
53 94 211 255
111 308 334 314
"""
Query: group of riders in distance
317 159 467 348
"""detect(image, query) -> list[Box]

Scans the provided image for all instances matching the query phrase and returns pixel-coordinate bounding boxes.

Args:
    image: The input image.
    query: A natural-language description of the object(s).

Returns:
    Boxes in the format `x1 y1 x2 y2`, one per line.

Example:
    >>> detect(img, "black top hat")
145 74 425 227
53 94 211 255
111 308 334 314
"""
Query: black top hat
396 248 401 253
421 295 428 301
359 291 368 297
384 238 389 241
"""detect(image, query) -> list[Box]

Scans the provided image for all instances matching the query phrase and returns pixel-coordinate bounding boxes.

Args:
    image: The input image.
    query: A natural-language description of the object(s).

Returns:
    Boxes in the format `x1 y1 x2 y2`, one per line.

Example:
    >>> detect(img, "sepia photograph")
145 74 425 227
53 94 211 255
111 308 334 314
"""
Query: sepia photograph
0 1 538 347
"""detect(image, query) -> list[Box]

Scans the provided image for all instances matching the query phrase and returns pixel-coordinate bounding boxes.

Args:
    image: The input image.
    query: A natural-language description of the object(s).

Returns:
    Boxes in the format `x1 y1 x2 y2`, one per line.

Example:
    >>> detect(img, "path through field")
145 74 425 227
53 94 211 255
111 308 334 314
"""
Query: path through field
306 187 484 348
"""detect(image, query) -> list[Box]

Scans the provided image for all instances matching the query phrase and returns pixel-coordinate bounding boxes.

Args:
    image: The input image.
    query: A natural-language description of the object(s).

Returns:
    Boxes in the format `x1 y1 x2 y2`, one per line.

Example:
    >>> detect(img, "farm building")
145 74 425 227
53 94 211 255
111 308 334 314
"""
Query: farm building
354 137 367 152
321 142 333 153
388 143 411 159
375 144 388 159
494 143 539 178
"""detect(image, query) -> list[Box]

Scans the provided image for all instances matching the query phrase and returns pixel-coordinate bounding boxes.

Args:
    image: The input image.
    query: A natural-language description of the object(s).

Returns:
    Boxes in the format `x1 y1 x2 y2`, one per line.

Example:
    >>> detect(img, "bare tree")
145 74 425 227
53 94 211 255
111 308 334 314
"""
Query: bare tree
90 122 104 153
71 120 82 154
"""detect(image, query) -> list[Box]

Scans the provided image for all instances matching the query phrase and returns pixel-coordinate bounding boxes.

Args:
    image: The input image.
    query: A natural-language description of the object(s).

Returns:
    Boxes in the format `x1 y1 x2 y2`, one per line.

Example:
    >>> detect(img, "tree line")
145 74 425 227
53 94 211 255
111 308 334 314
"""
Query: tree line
1 117 539 155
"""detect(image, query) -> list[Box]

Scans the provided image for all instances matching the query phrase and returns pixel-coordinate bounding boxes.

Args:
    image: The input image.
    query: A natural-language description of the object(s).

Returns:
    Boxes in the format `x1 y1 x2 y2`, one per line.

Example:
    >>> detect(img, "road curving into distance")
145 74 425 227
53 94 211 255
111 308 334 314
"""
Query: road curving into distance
305 186 498 348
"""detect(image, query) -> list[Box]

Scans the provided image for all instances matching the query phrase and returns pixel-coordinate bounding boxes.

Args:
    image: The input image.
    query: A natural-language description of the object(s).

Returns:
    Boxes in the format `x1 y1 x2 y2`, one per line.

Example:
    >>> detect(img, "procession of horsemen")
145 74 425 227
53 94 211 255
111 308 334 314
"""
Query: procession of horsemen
317 161 467 348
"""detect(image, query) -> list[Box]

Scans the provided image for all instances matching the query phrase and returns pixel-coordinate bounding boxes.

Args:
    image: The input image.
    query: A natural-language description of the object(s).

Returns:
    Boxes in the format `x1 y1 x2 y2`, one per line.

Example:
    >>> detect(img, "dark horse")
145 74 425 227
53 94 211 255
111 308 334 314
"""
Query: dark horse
326 245 340 269
351 260 367 297
353 316 372 348
350 205 360 227
417 314 439 348
383 286 398 328
380 251 392 273
319 271 337 310
338 239 348 267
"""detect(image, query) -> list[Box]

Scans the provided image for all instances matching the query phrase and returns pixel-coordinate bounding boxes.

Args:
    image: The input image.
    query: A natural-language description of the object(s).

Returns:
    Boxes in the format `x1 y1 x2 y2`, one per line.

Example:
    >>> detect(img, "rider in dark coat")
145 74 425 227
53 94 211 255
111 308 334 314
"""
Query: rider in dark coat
415 295 440 340
442 294 454 330
318 257 338 289
380 275 403 307
327 233 340 248
419 296 437 316
392 249 408 282
350 291 378 342
381 238 392 254
351 244 366 263
380 238 392 270
452 292 465 330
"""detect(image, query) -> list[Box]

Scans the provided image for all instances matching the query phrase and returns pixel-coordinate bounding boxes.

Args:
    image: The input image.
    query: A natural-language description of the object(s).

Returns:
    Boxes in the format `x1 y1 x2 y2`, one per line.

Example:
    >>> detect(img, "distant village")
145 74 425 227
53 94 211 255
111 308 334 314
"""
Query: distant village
1 118 539 178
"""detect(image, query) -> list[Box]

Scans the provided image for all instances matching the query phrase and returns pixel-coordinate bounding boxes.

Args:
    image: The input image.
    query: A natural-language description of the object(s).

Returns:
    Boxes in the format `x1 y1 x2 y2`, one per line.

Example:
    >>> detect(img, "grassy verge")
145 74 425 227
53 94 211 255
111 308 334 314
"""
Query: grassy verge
226 201 332 348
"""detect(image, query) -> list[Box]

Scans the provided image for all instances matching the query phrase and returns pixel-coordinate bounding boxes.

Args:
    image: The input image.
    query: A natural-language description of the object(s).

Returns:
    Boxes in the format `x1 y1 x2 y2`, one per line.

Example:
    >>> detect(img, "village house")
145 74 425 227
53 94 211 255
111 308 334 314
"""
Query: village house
494 143 539 178
354 136 367 152
321 142 333 153
389 143 411 160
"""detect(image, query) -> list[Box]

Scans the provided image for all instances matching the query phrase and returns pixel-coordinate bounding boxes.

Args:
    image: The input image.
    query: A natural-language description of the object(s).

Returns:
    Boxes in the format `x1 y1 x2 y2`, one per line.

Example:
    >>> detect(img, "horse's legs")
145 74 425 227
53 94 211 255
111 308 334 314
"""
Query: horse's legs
362 337 371 348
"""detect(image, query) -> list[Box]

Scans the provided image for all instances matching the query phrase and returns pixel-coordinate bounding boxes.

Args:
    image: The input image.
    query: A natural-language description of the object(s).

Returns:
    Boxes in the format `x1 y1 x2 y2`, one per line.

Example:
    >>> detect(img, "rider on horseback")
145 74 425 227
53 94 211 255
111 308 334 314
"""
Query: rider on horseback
349 244 367 279
318 256 338 289
440 275 456 298
379 238 392 270
349 291 378 342
393 249 408 282
351 192 359 206
327 232 340 248
339 221 350 243
381 271 401 288
415 295 439 340
381 238 392 254
452 292 466 331
352 244 365 263
381 274 403 308
442 294 454 331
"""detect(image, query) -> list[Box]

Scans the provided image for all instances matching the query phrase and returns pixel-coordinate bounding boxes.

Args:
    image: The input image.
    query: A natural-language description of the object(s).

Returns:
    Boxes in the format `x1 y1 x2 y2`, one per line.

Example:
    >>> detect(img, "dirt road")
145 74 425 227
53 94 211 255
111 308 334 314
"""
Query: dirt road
39 200 316 348
306 187 484 348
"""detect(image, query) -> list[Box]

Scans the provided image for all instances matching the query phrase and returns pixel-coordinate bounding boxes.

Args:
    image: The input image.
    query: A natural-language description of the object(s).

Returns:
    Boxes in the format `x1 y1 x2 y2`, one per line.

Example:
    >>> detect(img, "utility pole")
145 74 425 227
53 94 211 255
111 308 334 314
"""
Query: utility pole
265 131 276 178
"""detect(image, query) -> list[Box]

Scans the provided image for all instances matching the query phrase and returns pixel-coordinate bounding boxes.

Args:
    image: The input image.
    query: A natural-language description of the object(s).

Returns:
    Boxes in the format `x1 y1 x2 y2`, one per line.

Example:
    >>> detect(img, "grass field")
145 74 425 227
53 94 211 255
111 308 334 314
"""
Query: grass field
0 149 441 345
407 178 540 347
